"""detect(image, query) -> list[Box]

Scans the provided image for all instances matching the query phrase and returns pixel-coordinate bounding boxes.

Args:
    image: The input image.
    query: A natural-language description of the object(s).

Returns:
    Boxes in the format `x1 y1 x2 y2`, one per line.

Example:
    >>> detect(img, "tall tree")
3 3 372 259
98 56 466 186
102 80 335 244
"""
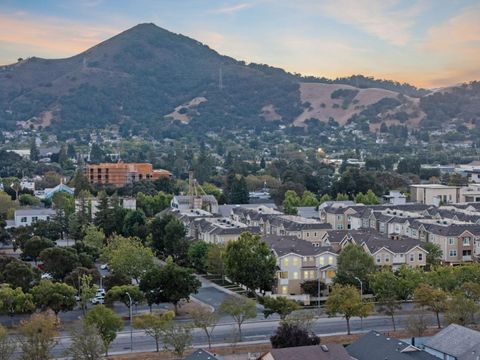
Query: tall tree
414 283 448 328
66 320 104 360
85 305 123 356
224 232 276 293
18 313 58 360
369 270 402 330
31 280 77 318
261 296 300 320
282 190 300 215
133 311 175 352
29 139 39 162
445 293 479 326
1 260 39 291
187 241 211 272
325 284 373 335
104 285 145 311
22 236 55 264
220 296 257 339
0 285 35 322
334 244 375 291
78 274 98 316
423 242 443 268
39 247 80 280
191 306 219 350
93 191 113 233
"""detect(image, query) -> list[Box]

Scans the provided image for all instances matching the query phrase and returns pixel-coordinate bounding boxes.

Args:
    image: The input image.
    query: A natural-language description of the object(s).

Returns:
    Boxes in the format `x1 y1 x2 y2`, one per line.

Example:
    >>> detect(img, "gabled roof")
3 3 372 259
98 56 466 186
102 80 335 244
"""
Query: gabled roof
262 235 334 257
347 331 438 360
423 324 480 359
184 349 220 360
263 344 350 360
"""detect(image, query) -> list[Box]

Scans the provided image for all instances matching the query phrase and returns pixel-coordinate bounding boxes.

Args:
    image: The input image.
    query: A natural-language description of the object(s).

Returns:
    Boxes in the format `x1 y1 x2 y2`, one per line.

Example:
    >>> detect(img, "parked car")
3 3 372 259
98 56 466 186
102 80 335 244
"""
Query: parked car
100 264 109 270
91 295 105 305
96 288 106 297
41 272 53 279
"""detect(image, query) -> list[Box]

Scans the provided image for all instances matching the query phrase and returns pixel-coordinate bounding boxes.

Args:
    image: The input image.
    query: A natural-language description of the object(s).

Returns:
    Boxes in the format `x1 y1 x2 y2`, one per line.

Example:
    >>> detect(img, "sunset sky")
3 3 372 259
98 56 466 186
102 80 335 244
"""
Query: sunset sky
1 0 479 88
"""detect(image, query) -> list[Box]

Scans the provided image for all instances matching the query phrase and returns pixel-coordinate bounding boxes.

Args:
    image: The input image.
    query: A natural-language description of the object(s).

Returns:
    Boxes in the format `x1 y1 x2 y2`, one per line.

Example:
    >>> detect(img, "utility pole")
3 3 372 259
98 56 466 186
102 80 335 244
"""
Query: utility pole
125 292 133 351
354 276 363 329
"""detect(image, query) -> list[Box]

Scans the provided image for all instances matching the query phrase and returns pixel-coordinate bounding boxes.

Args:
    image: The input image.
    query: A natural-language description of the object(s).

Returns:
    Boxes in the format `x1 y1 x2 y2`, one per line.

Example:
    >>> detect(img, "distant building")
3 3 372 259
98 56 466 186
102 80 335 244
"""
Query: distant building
410 184 460 205
14 208 56 227
85 162 172 188
75 196 136 219
382 190 406 205
171 195 219 214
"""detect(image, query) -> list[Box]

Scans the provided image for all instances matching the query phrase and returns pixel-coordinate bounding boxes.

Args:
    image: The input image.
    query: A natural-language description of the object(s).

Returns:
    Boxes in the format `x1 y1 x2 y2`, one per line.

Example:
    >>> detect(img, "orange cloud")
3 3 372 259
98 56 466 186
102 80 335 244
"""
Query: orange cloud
0 12 119 63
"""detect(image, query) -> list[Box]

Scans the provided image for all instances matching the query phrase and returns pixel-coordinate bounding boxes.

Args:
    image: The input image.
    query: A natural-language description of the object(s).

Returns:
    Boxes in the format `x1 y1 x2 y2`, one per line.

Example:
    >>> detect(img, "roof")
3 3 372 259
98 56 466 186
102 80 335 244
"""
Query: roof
262 235 334 257
297 207 320 219
410 184 459 189
264 344 350 360
347 331 438 360
423 324 480 359
173 195 218 205
184 349 220 360
15 208 56 216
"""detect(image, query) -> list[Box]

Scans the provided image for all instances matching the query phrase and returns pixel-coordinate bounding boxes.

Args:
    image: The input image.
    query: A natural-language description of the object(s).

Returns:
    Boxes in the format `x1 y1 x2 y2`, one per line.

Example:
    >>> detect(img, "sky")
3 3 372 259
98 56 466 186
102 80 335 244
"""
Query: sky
0 0 479 88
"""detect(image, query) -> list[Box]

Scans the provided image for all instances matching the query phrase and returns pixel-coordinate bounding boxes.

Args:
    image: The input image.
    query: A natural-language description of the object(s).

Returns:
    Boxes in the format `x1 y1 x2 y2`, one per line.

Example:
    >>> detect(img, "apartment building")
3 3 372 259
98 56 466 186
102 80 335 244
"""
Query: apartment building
263 235 337 297
85 162 171 188
263 215 331 243
410 184 460 205
14 208 56 227
192 217 260 244
230 205 282 227
171 195 219 214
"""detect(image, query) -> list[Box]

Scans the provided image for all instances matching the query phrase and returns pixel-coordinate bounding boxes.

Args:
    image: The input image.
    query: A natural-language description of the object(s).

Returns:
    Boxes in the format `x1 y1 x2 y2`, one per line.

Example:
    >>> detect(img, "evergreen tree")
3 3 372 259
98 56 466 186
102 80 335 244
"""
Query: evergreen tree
29 139 39 162
90 144 105 164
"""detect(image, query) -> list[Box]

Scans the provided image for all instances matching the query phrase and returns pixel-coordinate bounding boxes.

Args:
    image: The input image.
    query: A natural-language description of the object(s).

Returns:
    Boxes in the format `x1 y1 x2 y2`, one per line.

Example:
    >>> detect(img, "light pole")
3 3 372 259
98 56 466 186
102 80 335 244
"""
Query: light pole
353 276 363 329
125 292 133 351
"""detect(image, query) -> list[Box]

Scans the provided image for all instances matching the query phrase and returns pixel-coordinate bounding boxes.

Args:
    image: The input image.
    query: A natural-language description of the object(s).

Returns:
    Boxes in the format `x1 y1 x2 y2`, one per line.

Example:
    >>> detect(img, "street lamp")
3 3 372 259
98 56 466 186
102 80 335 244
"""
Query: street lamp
125 292 133 351
353 276 363 329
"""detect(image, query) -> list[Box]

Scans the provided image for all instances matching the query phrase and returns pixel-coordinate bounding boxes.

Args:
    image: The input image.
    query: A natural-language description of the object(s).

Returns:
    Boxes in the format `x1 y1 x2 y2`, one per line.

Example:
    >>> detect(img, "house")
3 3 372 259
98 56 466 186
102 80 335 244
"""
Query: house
410 184 460 205
230 205 282 227
14 208 56 227
347 331 438 360
258 344 351 360
171 195 219 214
85 162 172 188
460 184 480 203
383 190 407 205
193 217 260 244
264 215 331 243
423 324 480 360
263 235 337 298
184 349 220 360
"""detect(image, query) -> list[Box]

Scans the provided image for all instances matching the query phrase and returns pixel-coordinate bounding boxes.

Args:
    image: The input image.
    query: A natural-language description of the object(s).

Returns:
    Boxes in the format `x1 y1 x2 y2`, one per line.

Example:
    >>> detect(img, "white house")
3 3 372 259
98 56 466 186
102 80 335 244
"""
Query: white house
14 208 56 227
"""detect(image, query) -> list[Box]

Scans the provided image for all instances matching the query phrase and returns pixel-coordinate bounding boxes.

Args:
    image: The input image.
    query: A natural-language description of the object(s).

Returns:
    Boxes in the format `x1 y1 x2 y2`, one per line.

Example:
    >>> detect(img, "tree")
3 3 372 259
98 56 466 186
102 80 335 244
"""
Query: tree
225 173 249 204
206 244 226 282
414 283 448 328
103 272 131 291
300 280 325 298
270 323 320 349
39 247 80 280
325 284 373 335
406 313 428 337
283 190 300 215
83 225 105 250
78 274 98 316
139 258 200 314
18 313 58 360
301 191 319 207
103 235 155 282
19 194 41 207
224 232 277 293
31 280 76 317
133 311 175 352
105 285 145 311
395 265 424 301
64 267 100 292
261 296 300 320
29 139 39 162
0 285 35 322
89 144 105 164
66 320 104 360
85 305 123 356
445 293 479 326
164 217 189 262
336 193 349 201
369 270 402 330
161 323 192 358
423 242 443 267
22 236 55 263
284 309 316 332
0 325 15 360
191 306 219 349
319 194 331 204
122 209 147 239
187 241 211 272
2 260 39 291
220 296 257 339
334 244 375 291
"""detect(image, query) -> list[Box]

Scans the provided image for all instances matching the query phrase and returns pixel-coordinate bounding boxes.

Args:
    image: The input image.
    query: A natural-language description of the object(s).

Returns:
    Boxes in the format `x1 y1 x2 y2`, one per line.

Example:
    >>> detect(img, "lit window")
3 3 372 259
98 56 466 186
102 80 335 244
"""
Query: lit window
319 257 325 265
303 271 309 279
282 286 288 295
293 272 299 280
328 256 333 265
279 272 288 279
309 270 315 278
293 257 299 267
283 258 289 267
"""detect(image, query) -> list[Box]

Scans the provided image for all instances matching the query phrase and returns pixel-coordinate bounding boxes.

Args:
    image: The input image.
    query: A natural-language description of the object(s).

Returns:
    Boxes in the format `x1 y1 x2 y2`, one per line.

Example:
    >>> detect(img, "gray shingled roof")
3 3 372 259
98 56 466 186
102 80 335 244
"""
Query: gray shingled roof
262 235 333 257
267 344 351 360
423 324 480 359
184 349 220 360
347 331 438 360
15 208 56 216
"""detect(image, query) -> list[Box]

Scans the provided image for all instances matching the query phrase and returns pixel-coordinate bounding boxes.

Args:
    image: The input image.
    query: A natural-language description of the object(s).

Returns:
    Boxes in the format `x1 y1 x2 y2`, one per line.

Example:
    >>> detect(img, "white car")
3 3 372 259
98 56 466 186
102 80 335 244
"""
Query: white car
41 273 53 279
100 264 109 270
91 295 105 305
96 288 106 297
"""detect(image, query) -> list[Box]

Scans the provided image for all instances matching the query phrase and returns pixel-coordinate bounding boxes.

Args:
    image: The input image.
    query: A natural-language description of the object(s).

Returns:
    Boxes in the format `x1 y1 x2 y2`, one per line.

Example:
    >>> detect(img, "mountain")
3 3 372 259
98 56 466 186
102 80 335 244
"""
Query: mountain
0 23 478 136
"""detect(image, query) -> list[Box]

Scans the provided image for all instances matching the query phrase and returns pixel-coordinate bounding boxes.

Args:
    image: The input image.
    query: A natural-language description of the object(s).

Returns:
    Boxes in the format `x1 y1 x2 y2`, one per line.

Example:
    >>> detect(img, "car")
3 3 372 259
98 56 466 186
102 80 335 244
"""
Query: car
41 273 53 279
100 264 109 270
96 288 106 297
90 295 105 305
75 295 80 302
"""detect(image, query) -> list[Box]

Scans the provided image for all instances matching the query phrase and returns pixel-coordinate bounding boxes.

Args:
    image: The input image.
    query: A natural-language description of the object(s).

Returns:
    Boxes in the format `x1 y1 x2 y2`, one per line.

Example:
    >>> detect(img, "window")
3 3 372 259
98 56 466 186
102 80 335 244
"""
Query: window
328 256 334 265
303 271 310 279
319 257 325 265
293 257 299 267
309 270 315 278
21 217 27 223
282 286 288 295
376 255 381 264
410 254 414 262
306 232 309 237
448 238 455 245
279 272 288 279
464 237 471 246
283 258 289 267
385 256 390 263
31 216 38 223
449 250 457 257
293 272 299 280
337 215 342 220
418 253 423 261
314 232 317 237
336 225 344 230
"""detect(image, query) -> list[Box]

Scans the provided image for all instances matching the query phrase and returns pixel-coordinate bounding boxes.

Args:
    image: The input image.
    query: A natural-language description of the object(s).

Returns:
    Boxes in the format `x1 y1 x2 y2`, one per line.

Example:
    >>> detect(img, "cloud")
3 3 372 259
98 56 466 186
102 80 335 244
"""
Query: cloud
213 2 253 14
317 0 428 46
0 12 119 63
423 4 480 86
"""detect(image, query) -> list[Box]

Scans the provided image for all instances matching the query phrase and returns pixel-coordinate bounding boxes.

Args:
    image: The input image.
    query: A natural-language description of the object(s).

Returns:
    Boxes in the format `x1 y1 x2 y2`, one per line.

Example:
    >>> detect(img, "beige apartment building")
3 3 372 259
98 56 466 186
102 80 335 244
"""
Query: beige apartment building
410 184 460 205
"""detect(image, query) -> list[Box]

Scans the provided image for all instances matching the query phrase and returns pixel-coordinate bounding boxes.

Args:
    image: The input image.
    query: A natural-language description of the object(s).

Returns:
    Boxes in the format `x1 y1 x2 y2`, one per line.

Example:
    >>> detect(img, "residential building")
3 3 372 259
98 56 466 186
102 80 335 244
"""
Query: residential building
171 195 219 214
14 208 56 227
347 331 438 360
423 324 480 360
410 184 460 205
263 215 331 243
85 162 172 188
263 235 337 298
193 217 259 244
184 349 220 360
75 196 136 219
382 190 407 205
460 184 480 203
259 344 350 360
